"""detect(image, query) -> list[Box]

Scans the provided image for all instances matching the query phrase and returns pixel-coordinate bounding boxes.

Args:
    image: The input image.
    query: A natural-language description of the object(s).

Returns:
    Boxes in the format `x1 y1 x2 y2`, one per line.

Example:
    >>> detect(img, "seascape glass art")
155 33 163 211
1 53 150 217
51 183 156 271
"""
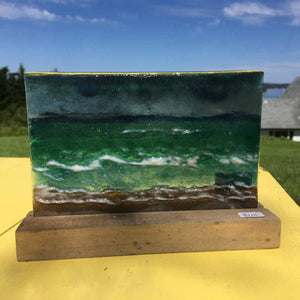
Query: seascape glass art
25 71 263 216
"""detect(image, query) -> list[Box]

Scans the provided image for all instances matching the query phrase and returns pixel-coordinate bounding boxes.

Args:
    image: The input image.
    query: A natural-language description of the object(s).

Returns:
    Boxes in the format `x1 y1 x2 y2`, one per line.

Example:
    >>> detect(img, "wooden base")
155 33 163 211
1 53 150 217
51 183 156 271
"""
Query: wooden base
16 208 281 261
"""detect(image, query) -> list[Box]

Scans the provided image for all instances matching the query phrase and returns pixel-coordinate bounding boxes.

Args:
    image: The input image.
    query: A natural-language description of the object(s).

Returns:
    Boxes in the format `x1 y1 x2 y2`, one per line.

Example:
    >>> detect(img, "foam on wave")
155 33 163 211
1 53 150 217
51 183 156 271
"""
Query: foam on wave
32 152 257 175
34 155 201 173
47 159 101 172
121 128 202 135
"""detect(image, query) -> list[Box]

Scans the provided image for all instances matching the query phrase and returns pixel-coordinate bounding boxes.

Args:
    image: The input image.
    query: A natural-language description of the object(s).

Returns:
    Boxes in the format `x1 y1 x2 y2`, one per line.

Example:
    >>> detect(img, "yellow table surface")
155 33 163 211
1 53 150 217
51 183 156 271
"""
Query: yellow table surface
1 158 300 300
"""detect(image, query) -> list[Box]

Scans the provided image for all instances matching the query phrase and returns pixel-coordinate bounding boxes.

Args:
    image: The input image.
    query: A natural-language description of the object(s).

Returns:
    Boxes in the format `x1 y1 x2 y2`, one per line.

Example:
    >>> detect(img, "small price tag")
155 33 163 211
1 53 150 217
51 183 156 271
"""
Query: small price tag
238 212 265 218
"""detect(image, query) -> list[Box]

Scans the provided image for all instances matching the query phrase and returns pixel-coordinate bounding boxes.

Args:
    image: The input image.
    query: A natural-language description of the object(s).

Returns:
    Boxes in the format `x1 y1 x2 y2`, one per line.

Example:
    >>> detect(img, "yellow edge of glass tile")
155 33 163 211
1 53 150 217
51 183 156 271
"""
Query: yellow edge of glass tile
1 158 300 300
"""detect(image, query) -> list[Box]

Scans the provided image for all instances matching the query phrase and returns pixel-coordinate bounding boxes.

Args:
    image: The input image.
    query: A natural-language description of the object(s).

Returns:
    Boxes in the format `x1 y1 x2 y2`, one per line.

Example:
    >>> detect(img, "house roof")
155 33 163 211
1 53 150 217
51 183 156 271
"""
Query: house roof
261 77 300 129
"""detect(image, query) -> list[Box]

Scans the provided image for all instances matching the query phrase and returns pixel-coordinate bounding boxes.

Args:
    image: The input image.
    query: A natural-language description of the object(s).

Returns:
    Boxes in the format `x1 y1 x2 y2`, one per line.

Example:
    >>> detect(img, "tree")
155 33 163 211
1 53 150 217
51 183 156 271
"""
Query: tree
0 66 9 110
0 64 27 126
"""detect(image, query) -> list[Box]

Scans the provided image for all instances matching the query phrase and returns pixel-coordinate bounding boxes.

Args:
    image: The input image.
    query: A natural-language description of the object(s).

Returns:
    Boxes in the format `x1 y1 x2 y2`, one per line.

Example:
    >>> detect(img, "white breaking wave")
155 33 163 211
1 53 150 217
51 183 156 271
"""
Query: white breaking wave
130 156 182 166
219 155 256 165
41 154 200 173
122 129 146 134
122 129 162 134
172 128 202 134
186 156 200 168
33 167 49 172
99 154 128 164
122 128 201 135
38 152 256 175
172 128 191 134
42 172 64 181
100 155 199 167
130 156 199 167
246 154 258 162
230 156 247 165
219 158 230 164
47 159 101 172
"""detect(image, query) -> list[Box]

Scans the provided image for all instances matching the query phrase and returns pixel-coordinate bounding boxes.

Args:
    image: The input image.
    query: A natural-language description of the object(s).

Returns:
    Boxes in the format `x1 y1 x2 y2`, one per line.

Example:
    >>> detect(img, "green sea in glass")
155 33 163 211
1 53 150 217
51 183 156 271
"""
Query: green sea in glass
25 71 263 216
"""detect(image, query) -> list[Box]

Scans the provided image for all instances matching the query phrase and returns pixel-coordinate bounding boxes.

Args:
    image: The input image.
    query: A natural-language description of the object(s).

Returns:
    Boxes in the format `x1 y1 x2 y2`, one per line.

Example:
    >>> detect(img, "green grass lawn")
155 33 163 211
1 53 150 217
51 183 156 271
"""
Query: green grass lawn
0 136 30 157
0 134 299 205
259 136 300 205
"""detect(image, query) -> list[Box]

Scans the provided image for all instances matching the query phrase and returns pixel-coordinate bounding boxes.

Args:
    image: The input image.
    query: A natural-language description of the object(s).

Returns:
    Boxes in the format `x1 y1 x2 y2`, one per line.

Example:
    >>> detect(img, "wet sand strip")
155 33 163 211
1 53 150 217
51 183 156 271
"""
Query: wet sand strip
33 185 258 216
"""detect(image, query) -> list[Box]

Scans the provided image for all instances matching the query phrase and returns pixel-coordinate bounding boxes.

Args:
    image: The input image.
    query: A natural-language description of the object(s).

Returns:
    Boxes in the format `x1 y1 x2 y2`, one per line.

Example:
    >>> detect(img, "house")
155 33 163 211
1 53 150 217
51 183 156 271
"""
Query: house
261 77 300 141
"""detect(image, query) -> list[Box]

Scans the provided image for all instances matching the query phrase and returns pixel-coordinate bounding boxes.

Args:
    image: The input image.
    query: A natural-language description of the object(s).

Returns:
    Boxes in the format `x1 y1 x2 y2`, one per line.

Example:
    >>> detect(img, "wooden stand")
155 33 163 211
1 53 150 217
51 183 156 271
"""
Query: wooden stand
16 208 281 261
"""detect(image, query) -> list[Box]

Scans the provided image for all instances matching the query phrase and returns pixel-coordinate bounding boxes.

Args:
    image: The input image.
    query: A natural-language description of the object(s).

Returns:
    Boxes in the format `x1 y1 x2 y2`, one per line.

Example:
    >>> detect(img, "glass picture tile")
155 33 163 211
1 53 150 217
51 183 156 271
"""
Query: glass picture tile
24 71 263 216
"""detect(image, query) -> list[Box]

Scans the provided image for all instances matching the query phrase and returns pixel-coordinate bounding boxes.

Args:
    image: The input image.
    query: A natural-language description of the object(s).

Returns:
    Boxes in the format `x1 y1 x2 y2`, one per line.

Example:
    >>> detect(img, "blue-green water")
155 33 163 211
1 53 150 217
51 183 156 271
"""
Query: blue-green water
30 114 260 195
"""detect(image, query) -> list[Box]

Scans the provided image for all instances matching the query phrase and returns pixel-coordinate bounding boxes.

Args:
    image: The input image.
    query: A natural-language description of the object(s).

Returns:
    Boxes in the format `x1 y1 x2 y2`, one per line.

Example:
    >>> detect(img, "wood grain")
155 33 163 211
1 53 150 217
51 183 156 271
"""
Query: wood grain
16 208 281 261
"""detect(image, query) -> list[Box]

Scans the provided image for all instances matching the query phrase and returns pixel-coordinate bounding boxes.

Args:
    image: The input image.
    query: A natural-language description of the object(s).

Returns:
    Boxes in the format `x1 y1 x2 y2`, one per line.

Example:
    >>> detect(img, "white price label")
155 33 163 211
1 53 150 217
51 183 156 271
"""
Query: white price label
238 212 265 218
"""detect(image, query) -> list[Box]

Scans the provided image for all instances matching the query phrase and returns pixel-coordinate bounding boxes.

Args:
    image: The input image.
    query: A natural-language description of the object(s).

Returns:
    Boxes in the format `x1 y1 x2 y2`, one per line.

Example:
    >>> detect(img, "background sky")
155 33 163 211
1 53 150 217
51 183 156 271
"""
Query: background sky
0 0 299 83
